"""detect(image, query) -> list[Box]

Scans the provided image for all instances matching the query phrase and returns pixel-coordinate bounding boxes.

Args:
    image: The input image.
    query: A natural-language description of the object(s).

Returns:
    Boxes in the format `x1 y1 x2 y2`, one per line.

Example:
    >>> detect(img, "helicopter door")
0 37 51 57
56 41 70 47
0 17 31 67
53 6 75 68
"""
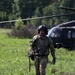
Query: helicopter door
71 30 75 48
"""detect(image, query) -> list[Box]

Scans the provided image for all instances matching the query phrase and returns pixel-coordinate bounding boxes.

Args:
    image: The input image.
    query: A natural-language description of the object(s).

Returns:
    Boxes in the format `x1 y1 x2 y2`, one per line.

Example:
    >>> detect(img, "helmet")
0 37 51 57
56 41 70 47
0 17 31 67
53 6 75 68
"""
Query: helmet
38 25 48 35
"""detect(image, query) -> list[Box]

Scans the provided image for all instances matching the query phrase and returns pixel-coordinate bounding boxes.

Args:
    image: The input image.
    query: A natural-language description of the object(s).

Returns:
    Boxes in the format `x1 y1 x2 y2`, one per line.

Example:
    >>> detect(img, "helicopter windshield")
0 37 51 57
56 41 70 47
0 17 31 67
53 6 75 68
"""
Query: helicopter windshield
48 27 61 37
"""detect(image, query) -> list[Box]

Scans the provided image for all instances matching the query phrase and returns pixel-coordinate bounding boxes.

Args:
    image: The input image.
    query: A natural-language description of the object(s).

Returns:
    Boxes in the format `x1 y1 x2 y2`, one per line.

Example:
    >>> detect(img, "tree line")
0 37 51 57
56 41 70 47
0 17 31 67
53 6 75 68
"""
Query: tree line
0 0 75 28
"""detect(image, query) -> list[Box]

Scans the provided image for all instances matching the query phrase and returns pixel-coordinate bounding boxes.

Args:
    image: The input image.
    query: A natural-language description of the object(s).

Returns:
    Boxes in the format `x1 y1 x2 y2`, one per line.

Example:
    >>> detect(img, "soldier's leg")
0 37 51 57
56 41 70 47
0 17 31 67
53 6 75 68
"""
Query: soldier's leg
40 57 48 75
34 57 40 75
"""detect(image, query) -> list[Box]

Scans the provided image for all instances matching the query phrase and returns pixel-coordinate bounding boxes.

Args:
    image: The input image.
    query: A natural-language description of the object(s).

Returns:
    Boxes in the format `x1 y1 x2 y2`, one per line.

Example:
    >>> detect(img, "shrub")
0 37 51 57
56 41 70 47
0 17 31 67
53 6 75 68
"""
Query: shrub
7 25 37 38
15 17 24 29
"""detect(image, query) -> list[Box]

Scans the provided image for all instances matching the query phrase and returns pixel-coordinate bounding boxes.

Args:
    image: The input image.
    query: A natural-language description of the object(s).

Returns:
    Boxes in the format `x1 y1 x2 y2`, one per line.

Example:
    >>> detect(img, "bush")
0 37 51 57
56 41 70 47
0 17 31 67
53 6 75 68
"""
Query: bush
15 17 24 29
7 25 37 38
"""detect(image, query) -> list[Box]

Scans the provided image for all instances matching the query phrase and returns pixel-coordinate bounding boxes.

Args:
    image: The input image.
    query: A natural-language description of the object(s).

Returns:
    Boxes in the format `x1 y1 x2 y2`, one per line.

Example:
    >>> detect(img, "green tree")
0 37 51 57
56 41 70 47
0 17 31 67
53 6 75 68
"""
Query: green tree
0 0 14 20
11 0 21 19
15 17 24 29
60 0 75 22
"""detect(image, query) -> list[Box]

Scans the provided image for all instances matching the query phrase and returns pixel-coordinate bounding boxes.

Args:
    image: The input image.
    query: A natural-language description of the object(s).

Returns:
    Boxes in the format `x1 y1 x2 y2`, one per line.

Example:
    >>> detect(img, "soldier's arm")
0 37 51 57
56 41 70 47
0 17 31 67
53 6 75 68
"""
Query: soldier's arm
28 35 37 59
29 35 38 50
48 38 55 57
48 38 56 64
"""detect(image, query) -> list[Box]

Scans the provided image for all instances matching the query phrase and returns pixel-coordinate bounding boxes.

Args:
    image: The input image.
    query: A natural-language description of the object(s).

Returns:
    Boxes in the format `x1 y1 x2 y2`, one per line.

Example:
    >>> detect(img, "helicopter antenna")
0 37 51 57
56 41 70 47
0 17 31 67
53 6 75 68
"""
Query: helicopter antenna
0 12 75 24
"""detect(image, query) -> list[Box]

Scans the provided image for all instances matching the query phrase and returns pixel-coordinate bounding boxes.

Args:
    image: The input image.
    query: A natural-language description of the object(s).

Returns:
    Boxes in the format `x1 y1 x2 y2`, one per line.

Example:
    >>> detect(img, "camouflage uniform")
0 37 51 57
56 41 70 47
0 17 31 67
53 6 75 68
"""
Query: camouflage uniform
29 34 56 75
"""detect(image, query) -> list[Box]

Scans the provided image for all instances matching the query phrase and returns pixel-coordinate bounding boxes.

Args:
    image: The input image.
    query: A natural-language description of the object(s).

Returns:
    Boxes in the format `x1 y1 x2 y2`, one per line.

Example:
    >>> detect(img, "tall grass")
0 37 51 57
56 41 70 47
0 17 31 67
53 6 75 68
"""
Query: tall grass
0 28 75 75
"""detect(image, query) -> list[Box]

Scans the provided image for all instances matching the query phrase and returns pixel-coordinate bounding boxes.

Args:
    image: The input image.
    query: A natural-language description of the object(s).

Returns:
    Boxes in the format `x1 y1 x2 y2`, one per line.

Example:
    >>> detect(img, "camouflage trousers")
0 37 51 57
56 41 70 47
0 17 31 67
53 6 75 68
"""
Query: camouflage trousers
34 56 48 75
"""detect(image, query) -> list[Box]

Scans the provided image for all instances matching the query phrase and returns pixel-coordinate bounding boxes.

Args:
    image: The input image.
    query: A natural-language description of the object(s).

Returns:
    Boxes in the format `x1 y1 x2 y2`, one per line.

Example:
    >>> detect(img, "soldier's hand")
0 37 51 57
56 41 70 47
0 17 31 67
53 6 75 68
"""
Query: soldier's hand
52 57 56 64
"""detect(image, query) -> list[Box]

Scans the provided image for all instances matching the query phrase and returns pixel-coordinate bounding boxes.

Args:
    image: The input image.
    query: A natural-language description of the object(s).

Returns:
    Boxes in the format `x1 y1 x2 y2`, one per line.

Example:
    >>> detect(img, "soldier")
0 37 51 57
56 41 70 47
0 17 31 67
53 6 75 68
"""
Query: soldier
29 25 56 75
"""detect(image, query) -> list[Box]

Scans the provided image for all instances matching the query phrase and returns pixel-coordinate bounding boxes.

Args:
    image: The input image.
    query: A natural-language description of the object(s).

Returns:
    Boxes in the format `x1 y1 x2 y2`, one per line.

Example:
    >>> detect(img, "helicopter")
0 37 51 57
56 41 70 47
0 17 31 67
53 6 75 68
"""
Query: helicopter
47 20 75 50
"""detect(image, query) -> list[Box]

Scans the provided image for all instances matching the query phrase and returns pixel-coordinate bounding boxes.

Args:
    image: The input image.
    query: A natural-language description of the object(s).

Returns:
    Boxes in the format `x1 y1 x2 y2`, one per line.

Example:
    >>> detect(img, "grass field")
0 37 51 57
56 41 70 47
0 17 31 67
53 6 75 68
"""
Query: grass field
0 28 75 75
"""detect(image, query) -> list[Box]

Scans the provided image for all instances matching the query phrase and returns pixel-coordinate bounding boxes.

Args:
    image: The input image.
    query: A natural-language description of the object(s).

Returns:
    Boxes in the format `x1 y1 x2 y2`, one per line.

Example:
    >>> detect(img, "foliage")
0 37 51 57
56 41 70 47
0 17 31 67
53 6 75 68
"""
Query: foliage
0 0 75 28
0 29 75 75
29 16 42 26
7 25 37 38
42 3 60 26
15 17 24 29
0 11 7 20
60 0 75 22
42 19 48 25
0 0 14 21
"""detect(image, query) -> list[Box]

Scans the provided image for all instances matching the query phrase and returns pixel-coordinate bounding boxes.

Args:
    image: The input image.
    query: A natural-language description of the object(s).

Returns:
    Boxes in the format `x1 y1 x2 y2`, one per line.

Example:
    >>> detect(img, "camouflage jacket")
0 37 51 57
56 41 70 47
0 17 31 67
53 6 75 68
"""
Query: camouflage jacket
29 35 55 57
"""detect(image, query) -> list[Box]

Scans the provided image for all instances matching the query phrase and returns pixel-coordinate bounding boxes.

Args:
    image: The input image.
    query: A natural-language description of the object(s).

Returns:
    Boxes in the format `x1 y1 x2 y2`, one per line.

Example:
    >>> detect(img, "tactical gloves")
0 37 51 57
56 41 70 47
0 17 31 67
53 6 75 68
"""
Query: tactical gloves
28 52 34 61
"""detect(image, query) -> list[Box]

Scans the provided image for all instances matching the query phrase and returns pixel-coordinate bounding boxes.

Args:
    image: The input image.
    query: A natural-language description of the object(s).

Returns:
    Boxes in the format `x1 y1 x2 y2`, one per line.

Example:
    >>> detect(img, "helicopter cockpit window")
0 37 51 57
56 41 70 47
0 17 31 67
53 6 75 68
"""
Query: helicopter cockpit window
50 28 61 37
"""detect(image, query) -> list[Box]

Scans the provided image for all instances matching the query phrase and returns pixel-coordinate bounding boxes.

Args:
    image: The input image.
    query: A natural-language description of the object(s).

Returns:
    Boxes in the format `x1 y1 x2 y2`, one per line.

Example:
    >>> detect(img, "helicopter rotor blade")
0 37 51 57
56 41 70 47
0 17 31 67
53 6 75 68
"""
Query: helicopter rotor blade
57 6 75 12
0 12 75 24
